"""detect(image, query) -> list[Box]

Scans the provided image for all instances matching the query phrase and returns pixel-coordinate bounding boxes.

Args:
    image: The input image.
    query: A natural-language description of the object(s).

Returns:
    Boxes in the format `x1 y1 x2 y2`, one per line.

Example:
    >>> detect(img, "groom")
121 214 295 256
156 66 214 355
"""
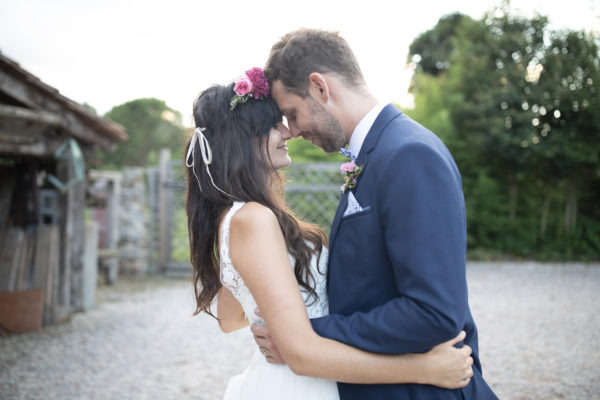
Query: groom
252 29 497 399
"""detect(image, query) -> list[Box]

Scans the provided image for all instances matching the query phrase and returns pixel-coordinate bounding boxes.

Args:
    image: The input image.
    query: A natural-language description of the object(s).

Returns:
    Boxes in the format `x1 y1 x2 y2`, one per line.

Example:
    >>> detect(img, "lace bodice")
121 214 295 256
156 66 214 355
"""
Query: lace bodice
219 201 329 325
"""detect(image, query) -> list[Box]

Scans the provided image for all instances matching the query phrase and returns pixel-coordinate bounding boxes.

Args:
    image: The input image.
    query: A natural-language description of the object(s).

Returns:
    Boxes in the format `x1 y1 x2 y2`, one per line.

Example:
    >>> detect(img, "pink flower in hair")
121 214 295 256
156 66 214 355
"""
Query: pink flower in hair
234 77 254 96
246 67 269 99
230 67 270 110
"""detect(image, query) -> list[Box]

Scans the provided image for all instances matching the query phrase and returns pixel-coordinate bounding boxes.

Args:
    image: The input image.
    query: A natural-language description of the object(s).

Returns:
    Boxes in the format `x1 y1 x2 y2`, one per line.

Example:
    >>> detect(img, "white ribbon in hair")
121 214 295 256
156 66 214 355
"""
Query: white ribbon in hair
186 127 235 198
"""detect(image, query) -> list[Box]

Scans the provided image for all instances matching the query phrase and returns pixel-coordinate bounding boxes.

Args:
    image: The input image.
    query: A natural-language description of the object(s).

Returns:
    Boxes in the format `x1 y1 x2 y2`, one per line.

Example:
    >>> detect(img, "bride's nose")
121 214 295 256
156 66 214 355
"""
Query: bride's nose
279 123 292 140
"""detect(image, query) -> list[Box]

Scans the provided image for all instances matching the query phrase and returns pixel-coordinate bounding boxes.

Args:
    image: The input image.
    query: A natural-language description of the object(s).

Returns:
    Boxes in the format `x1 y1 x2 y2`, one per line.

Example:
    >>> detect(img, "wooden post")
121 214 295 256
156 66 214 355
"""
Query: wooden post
88 170 122 285
69 176 86 311
165 161 174 271
47 225 60 326
82 221 98 311
146 167 158 273
56 158 72 320
31 225 60 326
104 175 121 284
15 229 33 290
158 149 171 270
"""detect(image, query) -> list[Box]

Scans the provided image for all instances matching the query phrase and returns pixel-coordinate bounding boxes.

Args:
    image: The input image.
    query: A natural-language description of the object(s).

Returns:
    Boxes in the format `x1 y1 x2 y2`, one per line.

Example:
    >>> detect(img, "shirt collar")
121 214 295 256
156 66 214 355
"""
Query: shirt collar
348 103 386 158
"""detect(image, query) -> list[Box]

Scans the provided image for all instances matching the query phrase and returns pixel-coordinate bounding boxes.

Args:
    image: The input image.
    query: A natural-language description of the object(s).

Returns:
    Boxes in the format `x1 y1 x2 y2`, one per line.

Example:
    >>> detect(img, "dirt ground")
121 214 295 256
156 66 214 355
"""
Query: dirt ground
1 262 599 399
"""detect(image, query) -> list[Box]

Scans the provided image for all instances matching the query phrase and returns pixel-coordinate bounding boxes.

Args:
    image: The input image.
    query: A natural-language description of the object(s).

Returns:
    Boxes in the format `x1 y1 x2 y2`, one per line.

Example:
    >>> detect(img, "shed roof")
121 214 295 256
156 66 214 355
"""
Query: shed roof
0 51 128 155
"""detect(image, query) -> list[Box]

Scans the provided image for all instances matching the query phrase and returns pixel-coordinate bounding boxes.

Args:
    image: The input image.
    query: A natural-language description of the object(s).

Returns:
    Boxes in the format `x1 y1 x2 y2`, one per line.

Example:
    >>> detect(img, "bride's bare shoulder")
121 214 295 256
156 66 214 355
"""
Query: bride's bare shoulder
230 202 278 233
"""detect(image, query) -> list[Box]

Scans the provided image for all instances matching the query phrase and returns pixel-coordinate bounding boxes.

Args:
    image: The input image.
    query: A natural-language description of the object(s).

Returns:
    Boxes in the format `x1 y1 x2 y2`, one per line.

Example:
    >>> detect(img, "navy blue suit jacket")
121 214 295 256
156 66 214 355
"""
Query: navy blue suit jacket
311 105 497 399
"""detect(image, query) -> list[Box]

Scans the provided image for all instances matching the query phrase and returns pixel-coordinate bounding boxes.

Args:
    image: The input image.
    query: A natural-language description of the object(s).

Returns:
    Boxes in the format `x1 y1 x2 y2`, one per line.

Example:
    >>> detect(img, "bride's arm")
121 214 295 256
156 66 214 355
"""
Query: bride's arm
229 202 471 386
216 286 249 333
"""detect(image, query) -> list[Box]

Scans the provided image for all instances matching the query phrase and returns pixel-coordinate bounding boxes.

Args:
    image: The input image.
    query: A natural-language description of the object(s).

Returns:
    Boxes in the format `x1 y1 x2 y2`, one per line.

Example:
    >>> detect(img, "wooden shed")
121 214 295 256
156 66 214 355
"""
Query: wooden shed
0 52 127 333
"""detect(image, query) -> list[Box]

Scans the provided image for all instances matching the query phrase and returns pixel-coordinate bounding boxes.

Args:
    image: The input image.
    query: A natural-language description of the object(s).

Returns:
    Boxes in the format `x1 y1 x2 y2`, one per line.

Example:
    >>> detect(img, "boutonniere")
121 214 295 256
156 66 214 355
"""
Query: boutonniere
340 161 363 192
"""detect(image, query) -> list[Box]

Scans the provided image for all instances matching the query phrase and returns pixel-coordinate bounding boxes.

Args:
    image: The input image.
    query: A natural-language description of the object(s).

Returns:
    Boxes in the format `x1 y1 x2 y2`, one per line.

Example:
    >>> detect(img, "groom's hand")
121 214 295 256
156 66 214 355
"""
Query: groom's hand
250 308 285 364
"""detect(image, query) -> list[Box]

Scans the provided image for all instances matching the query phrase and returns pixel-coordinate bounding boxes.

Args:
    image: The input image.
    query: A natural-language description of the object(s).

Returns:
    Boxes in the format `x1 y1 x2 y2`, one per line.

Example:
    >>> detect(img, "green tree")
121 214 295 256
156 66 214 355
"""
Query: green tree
448 7 549 220
98 98 185 168
408 12 470 76
533 30 600 233
406 3 600 260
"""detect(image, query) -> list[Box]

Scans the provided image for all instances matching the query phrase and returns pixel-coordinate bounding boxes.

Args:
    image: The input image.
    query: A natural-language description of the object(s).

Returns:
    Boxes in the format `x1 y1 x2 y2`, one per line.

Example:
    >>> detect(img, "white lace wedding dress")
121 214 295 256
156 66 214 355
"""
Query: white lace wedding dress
220 202 339 400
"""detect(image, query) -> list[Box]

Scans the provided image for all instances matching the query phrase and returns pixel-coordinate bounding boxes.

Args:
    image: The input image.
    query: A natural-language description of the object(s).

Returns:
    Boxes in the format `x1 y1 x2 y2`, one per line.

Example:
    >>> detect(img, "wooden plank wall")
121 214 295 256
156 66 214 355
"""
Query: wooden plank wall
0 225 59 329
0 174 16 227
0 157 88 331
0 228 24 291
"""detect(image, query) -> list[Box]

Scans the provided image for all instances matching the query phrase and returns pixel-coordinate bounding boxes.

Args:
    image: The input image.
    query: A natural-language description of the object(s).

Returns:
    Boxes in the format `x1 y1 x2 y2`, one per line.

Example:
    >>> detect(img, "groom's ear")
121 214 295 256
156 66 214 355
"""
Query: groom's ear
308 72 329 103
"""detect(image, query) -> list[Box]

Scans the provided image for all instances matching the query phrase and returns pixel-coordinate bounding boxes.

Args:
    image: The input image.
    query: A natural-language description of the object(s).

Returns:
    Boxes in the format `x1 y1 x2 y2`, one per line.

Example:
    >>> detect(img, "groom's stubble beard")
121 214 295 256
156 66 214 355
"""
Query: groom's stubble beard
306 97 346 153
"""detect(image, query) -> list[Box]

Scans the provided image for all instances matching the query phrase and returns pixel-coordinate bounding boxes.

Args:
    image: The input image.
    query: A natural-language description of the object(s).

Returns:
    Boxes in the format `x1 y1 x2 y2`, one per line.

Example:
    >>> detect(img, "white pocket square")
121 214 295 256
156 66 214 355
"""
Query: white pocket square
344 192 367 217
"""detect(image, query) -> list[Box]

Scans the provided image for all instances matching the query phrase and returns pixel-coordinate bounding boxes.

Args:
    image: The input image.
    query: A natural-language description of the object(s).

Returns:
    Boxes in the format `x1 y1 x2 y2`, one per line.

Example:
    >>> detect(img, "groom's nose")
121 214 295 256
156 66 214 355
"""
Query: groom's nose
288 122 301 138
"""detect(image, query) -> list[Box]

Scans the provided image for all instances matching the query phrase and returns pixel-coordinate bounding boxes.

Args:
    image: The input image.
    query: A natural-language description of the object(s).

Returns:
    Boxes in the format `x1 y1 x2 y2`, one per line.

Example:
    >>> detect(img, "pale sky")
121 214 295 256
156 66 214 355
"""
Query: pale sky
0 0 598 125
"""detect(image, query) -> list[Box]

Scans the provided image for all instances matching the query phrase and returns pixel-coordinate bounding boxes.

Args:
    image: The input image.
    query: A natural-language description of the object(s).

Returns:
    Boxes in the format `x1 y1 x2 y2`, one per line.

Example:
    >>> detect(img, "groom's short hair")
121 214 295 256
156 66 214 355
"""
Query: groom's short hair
265 28 365 97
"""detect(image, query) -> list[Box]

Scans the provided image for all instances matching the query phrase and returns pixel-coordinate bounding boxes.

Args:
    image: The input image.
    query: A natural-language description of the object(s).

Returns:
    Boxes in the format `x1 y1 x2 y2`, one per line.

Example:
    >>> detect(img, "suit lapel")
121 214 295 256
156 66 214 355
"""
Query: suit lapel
326 104 403 284
328 191 348 253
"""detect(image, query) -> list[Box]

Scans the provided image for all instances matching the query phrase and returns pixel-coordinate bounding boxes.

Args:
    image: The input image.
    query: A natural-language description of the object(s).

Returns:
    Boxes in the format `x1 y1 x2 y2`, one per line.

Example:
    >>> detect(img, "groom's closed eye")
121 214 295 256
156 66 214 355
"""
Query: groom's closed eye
281 108 296 123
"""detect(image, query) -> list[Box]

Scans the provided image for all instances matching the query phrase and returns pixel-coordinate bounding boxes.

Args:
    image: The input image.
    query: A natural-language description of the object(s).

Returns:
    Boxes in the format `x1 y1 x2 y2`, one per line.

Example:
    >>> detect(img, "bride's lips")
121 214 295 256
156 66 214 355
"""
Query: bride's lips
277 141 288 151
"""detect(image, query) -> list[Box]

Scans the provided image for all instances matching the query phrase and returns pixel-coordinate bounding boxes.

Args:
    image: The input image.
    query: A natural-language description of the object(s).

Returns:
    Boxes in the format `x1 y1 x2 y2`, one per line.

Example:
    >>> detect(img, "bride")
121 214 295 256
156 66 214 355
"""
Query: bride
185 68 473 399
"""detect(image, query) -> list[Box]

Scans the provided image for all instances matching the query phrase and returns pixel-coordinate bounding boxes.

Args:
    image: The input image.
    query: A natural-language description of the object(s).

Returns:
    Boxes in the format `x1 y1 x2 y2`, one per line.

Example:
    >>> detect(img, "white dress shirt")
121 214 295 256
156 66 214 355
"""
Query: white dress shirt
348 103 386 158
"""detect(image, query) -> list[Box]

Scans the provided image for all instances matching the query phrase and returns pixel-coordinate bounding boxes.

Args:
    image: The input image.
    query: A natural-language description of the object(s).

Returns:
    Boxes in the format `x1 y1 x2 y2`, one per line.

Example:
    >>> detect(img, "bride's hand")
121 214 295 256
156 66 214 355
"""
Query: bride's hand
422 330 474 389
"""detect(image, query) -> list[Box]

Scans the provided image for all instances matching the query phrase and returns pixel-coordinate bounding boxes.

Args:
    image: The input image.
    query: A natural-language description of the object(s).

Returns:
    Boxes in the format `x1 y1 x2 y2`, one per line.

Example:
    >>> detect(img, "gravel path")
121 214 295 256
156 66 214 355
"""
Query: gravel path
1 262 599 399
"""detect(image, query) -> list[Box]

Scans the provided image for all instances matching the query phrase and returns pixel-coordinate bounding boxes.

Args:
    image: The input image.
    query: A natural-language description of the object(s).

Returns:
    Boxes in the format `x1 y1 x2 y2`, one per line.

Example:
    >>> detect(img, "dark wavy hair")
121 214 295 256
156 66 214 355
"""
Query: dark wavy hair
185 83 327 318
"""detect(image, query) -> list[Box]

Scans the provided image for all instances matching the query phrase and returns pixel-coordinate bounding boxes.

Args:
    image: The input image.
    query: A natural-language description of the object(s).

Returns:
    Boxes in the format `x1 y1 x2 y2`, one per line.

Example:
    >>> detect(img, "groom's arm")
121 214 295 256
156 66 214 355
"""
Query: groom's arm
311 141 469 354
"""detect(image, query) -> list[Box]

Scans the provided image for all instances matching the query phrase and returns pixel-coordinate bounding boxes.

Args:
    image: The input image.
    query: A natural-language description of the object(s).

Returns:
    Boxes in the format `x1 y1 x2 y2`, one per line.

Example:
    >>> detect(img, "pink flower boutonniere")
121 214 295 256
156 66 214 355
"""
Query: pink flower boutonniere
230 67 270 110
340 161 363 192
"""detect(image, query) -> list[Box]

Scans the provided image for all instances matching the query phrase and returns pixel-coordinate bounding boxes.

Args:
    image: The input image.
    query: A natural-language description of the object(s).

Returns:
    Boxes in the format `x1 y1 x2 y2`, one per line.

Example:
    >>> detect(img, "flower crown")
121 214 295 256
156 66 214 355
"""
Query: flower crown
230 67 270 110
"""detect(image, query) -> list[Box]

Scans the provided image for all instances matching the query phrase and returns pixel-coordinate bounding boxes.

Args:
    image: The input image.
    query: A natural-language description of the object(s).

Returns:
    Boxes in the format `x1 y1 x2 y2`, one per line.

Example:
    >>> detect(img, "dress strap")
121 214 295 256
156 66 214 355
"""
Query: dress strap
219 201 246 265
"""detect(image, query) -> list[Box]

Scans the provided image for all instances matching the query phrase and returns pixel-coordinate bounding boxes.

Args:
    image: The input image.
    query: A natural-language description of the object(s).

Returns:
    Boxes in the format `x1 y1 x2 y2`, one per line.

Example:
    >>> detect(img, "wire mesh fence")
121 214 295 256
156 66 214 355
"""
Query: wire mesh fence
284 163 341 232
154 161 342 268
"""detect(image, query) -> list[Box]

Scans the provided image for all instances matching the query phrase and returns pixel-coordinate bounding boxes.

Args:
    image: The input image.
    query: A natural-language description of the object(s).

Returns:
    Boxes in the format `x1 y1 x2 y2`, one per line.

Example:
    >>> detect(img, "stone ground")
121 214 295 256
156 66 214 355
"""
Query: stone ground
0 262 599 400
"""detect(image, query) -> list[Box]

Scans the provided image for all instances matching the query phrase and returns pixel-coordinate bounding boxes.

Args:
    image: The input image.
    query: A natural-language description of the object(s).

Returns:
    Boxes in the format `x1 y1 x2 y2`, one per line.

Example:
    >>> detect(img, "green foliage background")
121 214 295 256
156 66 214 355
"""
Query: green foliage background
405 5 600 260
286 138 346 163
97 98 185 169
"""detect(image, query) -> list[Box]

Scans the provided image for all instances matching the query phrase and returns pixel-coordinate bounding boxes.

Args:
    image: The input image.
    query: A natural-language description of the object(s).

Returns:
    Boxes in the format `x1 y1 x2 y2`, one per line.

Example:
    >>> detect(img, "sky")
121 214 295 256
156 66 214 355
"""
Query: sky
0 0 598 125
